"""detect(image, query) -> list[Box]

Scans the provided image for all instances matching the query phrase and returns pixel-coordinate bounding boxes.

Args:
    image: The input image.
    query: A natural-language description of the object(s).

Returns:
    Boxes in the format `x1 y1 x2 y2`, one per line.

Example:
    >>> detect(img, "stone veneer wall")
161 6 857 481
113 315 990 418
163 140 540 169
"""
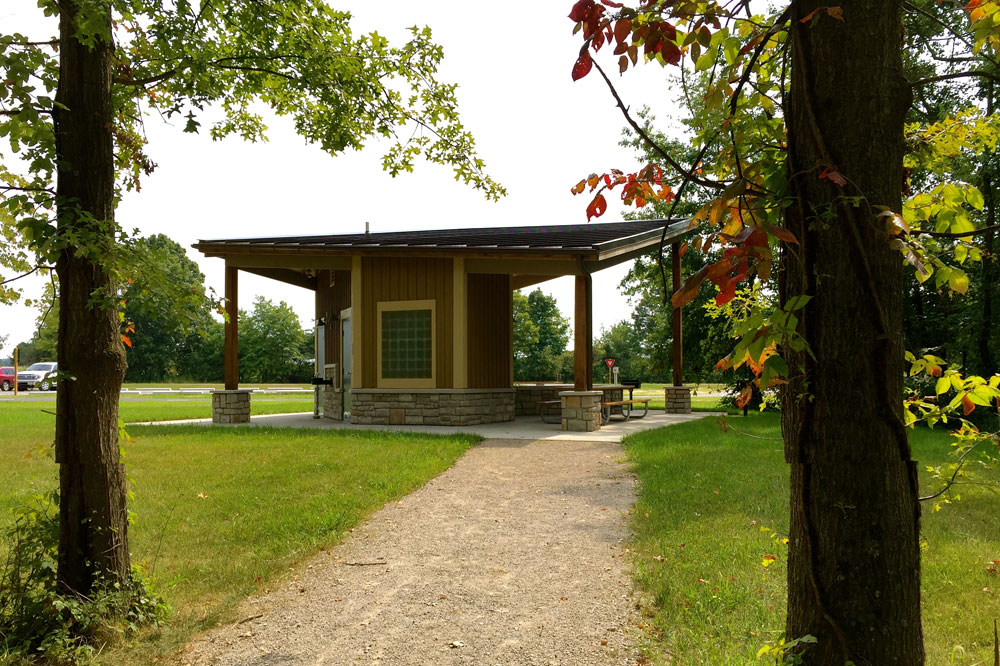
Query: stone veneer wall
514 385 563 415
515 385 623 415
212 389 252 424
559 390 603 432
322 364 343 421
350 389 515 426
664 386 692 414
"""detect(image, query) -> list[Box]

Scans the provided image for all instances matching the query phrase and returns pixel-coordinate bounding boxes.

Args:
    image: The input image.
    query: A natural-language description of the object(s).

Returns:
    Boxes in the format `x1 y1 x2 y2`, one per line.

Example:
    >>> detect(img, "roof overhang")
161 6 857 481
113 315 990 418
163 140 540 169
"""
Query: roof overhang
193 218 695 288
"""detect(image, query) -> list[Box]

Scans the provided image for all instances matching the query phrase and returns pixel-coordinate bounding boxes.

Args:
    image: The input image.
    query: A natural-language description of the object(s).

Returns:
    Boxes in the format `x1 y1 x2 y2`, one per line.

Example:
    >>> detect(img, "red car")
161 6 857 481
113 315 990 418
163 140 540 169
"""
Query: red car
0 366 14 392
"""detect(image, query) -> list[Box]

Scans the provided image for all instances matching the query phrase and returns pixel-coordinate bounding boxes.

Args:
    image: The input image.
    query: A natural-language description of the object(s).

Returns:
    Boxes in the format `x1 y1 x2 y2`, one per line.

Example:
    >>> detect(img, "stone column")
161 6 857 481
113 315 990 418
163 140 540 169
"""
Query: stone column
212 389 252 424
664 386 692 414
559 390 603 432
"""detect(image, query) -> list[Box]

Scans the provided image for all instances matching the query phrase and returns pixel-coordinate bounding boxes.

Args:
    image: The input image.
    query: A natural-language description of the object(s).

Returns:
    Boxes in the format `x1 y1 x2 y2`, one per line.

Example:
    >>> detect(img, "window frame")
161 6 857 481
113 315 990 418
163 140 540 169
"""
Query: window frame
376 299 436 388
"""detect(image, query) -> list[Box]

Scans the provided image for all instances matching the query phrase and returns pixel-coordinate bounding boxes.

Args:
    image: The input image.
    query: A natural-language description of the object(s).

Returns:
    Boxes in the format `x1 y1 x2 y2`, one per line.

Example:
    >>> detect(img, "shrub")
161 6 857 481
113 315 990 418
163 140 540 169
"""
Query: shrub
0 492 169 664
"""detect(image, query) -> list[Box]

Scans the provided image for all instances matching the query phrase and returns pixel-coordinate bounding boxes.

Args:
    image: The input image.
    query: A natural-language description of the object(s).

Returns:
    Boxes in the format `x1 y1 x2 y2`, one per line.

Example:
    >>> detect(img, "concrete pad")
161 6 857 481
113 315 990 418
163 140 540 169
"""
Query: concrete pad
136 411 718 442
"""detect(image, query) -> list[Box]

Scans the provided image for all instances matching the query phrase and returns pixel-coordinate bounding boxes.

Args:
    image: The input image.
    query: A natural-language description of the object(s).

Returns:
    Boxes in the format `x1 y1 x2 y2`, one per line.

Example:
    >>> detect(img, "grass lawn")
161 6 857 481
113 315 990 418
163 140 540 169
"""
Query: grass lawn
645 395 728 412
623 413 1000 665
0 399 478 664
636 382 726 396
120 382 311 391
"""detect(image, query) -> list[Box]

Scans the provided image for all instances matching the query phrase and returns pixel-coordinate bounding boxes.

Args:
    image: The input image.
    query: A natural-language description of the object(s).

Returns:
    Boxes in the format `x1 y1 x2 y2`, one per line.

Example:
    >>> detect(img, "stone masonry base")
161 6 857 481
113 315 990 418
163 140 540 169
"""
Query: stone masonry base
560 390 603 432
212 389 252 424
349 389 515 426
664 386 692 414
322 364 343 421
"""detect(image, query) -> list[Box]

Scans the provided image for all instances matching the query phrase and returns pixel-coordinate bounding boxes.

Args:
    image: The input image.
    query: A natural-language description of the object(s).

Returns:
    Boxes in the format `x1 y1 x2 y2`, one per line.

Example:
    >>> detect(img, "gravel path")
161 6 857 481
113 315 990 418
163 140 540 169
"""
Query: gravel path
181 438 639 666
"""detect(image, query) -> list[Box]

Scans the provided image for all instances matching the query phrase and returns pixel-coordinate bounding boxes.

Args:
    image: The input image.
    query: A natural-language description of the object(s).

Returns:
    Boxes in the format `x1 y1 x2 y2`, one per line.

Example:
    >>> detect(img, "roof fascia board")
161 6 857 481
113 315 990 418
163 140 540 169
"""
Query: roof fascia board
584 224 693 273
592 219 692 260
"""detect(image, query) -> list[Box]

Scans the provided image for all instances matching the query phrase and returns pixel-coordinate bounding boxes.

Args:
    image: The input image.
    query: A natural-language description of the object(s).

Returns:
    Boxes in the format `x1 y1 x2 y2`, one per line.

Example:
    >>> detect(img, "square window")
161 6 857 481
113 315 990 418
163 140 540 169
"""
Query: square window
381 307 433 379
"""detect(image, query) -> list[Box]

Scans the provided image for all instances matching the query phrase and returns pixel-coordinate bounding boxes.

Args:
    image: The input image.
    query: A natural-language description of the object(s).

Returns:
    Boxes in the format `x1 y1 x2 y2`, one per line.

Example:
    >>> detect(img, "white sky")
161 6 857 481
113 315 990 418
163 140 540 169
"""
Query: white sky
0 1 685 358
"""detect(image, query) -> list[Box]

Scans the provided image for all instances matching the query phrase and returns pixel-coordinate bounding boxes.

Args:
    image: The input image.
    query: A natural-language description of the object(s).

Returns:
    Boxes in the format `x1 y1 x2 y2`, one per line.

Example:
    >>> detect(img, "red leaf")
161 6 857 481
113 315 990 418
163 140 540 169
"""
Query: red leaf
569 0 596 22
672 264 710 308
735 385 753 408
572 50 593 81
661 40 682 66
929 365 942 377
679 242 688 258
121 335 132 348
614 18 632 43
819 166 847 187
715 277 737 306
800 8 820 22
586 193 607 220
766 225 799 244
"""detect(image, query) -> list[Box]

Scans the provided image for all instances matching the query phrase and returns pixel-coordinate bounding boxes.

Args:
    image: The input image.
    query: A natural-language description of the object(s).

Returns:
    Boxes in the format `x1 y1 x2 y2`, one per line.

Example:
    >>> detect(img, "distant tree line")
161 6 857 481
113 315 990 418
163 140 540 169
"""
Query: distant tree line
10 234 315 383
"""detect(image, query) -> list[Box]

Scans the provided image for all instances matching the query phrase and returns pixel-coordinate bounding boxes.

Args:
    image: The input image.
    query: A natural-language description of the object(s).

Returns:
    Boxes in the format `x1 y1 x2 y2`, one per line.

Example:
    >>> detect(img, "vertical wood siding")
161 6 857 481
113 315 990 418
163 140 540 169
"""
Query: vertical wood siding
314 269 352 368
360 257 454 388
467 274 512 388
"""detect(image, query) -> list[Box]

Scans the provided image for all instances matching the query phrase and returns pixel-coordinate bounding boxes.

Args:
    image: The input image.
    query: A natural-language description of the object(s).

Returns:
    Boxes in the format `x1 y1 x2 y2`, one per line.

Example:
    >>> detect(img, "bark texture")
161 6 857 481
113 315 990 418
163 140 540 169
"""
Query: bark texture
54 0 131 595
782 2 924 663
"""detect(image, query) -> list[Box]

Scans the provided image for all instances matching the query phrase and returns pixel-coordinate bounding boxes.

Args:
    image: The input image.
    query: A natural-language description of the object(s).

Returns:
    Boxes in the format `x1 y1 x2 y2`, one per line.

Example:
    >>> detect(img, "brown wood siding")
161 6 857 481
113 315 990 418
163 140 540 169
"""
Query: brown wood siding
314 270 351 368
360 257 454 388
467 274 512 388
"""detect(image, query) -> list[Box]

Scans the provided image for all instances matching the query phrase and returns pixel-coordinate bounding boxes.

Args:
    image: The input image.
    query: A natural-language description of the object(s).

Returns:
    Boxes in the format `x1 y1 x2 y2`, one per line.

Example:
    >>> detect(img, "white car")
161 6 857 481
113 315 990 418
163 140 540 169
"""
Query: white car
18 362 58 391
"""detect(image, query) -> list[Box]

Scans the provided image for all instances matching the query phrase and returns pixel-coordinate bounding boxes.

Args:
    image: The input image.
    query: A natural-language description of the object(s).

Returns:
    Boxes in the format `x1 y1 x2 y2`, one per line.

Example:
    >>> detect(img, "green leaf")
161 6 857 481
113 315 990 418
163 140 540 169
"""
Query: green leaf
935 377 951 395
965 186 985 210
948 269 969 295
695 49 717 72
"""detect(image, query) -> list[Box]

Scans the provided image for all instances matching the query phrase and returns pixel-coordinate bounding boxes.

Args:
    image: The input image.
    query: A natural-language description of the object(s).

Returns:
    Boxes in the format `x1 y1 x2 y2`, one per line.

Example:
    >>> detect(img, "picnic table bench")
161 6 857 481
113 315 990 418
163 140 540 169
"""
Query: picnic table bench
601 397 651 424
536 399 562 424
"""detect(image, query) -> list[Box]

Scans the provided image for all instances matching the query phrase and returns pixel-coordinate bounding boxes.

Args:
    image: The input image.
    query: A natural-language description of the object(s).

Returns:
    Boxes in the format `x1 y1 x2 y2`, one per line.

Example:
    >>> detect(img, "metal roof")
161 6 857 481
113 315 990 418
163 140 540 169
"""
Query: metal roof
194 219 690 258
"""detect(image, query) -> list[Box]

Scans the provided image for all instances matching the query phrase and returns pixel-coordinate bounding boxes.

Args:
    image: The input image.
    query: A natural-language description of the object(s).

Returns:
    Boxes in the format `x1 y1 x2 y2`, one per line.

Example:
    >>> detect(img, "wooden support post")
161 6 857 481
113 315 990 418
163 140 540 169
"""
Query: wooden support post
453 258 468 389
671 241 683 387
224 264 239 390
574 273 594 391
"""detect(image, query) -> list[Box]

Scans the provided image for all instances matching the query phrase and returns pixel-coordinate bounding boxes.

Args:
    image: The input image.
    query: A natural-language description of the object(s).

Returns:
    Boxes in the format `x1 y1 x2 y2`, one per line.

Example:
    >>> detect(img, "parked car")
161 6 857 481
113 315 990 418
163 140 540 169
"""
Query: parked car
0 366 14 391
18 362 58 391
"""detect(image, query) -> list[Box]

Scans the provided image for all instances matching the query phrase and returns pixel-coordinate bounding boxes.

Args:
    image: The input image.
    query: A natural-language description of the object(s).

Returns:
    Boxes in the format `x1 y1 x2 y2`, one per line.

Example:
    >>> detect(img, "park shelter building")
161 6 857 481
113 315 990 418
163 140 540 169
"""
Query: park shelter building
193 219 691 431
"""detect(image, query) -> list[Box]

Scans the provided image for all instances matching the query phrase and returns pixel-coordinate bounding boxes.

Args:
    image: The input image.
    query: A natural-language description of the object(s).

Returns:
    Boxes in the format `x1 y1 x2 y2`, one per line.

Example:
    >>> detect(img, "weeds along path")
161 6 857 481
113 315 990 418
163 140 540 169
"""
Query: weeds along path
183 438 638 666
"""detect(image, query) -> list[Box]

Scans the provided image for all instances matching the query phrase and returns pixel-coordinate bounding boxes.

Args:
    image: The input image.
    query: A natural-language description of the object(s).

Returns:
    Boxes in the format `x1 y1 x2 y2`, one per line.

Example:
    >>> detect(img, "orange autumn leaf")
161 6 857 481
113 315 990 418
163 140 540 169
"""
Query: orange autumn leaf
962 395 975 416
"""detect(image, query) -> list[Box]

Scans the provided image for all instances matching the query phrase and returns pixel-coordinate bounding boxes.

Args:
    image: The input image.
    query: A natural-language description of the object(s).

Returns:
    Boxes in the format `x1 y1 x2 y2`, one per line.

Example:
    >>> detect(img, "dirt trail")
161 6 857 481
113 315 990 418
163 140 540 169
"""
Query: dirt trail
182 438 639 666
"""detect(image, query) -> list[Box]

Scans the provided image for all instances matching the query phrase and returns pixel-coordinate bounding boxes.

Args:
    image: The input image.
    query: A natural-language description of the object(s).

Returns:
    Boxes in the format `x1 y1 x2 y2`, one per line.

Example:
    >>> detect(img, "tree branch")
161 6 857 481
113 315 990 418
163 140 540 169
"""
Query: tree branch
919 223 1000 239
728 5 793 119
911 70 1000 87
918 443 979 502
590 58 726 191
0 108 53 116
0 265 50 287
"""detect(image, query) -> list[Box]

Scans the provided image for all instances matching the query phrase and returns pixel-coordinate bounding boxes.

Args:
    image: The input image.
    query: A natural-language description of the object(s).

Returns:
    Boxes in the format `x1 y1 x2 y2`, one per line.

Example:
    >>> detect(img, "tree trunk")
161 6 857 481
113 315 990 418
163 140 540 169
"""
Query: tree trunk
54 0 131 595
781 2 924 664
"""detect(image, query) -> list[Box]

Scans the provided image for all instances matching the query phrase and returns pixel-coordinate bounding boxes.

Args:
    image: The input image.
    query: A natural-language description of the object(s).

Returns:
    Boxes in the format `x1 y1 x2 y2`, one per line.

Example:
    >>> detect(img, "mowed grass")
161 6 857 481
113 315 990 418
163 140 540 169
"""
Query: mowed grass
624 413 1000 665
0 400 478 663
646 395 727 412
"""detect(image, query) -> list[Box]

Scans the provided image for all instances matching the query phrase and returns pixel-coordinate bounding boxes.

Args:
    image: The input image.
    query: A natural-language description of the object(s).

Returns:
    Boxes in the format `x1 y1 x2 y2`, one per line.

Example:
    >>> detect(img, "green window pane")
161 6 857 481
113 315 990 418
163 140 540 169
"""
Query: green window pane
382 309 432 379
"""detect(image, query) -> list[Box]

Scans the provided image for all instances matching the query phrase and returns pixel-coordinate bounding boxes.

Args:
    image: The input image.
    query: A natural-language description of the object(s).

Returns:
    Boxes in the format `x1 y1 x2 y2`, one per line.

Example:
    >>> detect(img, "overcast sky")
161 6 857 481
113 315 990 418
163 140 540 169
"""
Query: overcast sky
0 1 685 359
